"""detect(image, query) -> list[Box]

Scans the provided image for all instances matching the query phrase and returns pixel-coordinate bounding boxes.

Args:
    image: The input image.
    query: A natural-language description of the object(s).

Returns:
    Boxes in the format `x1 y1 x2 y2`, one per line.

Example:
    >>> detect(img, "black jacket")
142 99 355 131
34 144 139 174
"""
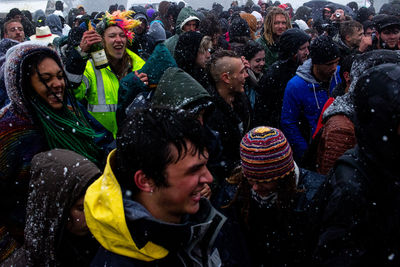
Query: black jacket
311 147 400 266
230 168 325 266
312 63 400 266
90 198 226 267
206 86 251 181
255 58 298 128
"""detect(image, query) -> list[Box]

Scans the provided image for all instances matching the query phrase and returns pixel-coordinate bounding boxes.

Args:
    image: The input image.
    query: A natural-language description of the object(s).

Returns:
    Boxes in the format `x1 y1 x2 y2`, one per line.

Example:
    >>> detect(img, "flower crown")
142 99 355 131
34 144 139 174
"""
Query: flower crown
100 10 141 44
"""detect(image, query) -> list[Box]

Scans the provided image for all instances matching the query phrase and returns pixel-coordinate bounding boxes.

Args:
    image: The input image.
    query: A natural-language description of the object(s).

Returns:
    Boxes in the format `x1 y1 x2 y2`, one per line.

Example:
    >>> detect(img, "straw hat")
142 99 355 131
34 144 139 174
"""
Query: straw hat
30 26 59 45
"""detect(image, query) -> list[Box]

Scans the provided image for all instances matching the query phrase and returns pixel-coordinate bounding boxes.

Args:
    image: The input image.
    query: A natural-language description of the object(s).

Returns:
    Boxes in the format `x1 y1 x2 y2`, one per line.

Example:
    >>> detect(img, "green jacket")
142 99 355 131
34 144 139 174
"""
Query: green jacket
163 7 199 56
256 35 279 71
74 49 145 137
117 44 177 124
151 67 212 111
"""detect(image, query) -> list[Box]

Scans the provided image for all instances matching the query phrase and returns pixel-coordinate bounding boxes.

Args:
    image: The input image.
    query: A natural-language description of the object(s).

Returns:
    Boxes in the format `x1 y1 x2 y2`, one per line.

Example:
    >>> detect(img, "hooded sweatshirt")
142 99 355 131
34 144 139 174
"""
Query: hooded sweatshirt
151 67 212 112
0 44 53 240
163 7 200 57
0 43 111 259
85 150 226 266
2 149 101 266
281 58 340 160
116 44 177 124
174 31 210 88
45 14 63 37
33 9 45 25
148 21 166 44
0 38 19 108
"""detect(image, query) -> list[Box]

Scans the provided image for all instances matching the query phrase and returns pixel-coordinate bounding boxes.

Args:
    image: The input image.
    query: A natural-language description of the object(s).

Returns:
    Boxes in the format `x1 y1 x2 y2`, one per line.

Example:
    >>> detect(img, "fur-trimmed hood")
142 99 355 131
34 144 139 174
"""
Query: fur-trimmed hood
4 42 63 118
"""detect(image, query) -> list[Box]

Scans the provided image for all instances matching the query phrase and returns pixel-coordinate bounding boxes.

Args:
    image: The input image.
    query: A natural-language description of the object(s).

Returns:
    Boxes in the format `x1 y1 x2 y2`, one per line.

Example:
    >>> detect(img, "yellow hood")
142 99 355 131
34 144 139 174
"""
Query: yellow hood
84 149 169 261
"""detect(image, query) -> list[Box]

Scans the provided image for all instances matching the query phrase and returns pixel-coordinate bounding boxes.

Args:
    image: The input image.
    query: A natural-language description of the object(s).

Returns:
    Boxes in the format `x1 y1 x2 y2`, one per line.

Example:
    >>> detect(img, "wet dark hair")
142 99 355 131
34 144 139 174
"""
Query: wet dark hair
55 0 64 11
109 3 118 13
116 107 208 196
90 12 98 20
21 10 32 22
242 40 264 61
347 1 358 12
199 13 221 37
339 54 356 81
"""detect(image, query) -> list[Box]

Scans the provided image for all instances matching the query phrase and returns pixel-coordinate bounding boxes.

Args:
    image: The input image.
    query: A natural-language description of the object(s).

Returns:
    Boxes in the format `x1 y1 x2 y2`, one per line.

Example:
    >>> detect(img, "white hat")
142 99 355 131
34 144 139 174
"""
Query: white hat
251 11 263 22
30 26 59 45
294 20 309 31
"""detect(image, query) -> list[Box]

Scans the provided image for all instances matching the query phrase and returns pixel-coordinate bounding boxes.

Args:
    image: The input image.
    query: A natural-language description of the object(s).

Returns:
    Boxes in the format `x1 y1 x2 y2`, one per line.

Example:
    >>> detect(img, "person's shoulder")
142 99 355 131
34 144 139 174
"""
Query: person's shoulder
256 35 267 46
325 114 354 133
329 149 369 196
0 107 33 133
126 49 146 69
299 168 326 197
164 34 178 44
285 74 308 91
265 59 285 74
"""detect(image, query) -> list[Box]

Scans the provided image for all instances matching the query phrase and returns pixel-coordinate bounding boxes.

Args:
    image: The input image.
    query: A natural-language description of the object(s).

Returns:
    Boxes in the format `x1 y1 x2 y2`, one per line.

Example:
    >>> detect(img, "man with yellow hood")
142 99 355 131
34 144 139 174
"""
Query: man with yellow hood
84 107 227 266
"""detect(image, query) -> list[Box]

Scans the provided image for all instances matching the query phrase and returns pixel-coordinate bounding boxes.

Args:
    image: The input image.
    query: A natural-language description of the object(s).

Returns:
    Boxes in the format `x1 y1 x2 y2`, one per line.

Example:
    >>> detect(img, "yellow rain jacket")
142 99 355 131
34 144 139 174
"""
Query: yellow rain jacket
74 49 145 137
84 150 227 266
84 150 169 261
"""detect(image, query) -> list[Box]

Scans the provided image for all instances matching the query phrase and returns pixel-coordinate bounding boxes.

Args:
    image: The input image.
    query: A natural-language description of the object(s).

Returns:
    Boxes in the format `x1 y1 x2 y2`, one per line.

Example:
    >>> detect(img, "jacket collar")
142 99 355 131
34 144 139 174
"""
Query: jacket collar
85 149 226 263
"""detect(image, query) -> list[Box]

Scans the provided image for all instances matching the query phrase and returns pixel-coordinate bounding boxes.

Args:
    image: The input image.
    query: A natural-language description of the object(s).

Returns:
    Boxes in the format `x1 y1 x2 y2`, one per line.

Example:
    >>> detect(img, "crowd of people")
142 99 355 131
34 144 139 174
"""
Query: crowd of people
0 0 400 266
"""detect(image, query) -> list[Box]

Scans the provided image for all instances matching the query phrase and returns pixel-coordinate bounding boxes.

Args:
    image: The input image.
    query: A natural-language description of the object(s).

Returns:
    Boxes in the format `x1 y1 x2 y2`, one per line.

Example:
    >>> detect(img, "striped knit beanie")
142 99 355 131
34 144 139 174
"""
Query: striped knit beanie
240 126 295 182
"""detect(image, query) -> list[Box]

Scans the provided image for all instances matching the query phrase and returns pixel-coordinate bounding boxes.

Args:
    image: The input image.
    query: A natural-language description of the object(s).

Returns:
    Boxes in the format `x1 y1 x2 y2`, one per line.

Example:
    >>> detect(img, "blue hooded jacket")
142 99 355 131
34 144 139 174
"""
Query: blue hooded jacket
281 59 341 160
46 14 63 37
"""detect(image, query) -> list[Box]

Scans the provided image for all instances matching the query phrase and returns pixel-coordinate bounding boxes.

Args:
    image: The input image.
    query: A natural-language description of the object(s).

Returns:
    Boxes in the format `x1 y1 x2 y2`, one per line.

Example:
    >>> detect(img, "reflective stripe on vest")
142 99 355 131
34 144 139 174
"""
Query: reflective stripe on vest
82 75 90 96
87 59 116 113
88 103 117 112
68 72 84 84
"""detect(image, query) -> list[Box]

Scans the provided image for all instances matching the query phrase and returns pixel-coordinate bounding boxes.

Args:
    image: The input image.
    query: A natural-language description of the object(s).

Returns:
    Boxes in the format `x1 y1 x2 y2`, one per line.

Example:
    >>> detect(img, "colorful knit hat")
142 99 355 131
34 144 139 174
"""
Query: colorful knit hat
96 10 141 44
240 126 295 182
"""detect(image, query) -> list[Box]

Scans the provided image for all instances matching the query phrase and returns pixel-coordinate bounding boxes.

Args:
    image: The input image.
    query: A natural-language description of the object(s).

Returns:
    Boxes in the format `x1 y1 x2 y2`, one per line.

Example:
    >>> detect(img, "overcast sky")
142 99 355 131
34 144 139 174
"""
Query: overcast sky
0 0 390 16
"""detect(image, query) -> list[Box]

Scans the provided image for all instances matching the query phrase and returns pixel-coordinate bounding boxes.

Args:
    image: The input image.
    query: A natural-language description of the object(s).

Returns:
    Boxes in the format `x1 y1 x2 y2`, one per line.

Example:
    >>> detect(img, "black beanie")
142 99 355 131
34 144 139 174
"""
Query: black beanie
279 28 311 59
229 13 250 43
310 35 340 64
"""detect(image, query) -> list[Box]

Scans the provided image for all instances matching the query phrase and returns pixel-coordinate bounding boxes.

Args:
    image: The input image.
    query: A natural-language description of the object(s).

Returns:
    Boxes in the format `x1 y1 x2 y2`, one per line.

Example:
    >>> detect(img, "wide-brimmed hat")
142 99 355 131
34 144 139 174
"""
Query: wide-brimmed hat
30 26 59 44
